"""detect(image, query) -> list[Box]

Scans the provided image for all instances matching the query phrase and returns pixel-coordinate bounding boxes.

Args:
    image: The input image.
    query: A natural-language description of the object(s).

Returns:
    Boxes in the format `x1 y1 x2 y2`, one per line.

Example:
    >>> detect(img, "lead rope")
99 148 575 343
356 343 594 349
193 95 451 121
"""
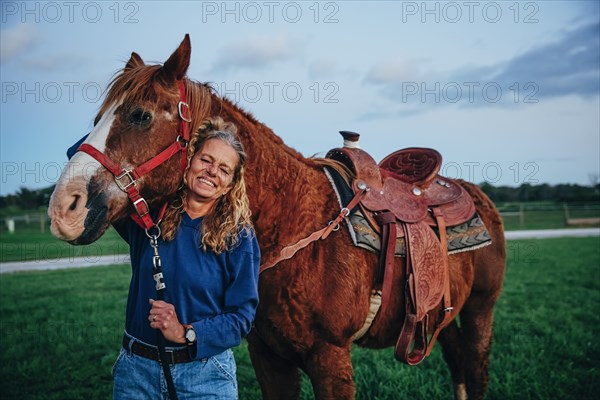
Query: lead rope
147 224 179 400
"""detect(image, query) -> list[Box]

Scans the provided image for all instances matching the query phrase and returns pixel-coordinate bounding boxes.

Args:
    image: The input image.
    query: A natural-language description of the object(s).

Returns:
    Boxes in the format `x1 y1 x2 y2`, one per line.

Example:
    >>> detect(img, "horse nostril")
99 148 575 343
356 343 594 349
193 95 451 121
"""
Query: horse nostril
69 194 81 211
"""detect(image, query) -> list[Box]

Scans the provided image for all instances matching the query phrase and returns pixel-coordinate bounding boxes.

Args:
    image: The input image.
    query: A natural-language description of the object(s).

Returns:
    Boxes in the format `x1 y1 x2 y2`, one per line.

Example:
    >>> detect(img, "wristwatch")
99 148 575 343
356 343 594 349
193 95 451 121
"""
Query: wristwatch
183 324 197 345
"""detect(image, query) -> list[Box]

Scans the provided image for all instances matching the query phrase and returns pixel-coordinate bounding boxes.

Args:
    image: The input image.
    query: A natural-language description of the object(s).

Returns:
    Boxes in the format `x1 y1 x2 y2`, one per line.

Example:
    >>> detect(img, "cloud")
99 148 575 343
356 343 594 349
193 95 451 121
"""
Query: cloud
307 57 361 80
211 34 302 72
488 21 600 99
1 23 89 72
366 19 600 112
0 23 37 62
24 52 91 72
364 58 421 85
308 58 336 79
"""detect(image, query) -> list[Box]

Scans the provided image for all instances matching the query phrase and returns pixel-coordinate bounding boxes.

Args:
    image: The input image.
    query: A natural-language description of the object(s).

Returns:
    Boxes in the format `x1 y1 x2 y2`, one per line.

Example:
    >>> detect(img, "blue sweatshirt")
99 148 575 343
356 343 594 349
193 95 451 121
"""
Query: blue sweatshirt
114 213 260 359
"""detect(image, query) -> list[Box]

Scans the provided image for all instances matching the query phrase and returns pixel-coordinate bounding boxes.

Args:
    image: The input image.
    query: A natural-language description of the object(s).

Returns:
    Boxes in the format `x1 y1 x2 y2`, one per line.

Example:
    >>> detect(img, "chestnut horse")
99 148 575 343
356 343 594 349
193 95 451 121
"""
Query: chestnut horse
48 36 505 400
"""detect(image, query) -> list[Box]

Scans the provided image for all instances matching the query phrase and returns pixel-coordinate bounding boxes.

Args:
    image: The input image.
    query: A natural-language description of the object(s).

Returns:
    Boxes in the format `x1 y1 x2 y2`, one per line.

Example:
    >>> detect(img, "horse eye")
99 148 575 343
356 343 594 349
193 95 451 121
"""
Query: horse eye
129 108 152 126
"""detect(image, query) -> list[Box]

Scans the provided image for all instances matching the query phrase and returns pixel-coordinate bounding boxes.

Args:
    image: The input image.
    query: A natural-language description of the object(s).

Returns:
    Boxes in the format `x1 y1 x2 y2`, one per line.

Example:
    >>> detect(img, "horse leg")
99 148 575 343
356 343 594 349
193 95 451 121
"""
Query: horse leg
246 330 301 400
459 292 498 400
304 342 355 400
439 319 468 400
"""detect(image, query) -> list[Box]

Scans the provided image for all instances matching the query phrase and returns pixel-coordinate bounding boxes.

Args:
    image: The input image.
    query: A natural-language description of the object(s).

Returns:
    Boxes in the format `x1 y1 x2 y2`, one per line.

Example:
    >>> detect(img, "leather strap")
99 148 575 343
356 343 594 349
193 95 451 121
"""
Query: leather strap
425 207 453 357
77 143 122 176
394 222 426 364
130 140 188 180
260 187 366 273
129 202 169 232
395 312 417 363
123 335 193 364
373 211 397 318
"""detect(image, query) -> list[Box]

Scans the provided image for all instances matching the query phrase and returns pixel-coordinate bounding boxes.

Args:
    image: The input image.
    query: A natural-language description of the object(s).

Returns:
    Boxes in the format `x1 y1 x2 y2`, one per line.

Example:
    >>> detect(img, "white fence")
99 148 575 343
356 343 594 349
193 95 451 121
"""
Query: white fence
1 213 49 234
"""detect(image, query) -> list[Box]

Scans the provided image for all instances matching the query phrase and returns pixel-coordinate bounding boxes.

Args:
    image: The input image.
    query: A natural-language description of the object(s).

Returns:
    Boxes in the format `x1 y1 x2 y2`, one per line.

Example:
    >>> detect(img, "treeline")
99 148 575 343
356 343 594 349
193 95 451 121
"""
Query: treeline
480 182 600 203
0 183 599 213
0 186 55 213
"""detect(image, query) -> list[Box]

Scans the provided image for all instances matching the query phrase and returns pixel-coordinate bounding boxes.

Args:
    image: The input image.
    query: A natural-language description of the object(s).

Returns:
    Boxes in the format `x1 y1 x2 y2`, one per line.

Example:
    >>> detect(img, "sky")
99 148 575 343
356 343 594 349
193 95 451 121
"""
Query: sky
1 0 599 196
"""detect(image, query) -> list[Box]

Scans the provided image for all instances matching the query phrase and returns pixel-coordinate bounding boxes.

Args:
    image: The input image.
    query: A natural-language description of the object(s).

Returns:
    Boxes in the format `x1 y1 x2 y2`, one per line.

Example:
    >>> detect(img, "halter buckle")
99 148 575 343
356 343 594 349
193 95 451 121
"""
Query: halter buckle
133 197 150 217
178 101 192 123
115 169 137 192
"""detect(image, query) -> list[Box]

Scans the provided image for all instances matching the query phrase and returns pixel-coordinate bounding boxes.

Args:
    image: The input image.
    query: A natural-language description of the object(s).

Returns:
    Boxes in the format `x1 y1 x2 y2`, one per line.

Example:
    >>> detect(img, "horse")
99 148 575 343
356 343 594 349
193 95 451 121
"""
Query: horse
48 35 506 400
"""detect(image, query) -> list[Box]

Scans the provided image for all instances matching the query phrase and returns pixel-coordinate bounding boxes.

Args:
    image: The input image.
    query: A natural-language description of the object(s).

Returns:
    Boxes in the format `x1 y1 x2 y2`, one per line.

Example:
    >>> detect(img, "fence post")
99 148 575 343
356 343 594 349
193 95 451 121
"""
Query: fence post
6 218 15 234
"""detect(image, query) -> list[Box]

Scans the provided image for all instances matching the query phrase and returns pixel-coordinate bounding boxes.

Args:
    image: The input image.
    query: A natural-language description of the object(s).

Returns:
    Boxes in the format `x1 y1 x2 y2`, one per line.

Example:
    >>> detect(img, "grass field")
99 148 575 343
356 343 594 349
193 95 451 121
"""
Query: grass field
1 237 599 399
0 226 127 263
499 203 600 231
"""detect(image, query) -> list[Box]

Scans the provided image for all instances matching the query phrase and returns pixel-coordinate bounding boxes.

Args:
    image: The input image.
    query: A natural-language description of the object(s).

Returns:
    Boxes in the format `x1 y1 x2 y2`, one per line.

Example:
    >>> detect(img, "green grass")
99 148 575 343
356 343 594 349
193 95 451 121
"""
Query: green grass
1 237 599 399
499 203 600 231
0 226 128 263
501 209 599 230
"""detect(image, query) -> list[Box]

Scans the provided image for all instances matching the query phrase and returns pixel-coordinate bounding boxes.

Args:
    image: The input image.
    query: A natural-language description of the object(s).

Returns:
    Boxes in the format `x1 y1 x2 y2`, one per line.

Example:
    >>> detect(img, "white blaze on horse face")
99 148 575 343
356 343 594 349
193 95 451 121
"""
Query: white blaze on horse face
48 100 122 241
65 100 122 184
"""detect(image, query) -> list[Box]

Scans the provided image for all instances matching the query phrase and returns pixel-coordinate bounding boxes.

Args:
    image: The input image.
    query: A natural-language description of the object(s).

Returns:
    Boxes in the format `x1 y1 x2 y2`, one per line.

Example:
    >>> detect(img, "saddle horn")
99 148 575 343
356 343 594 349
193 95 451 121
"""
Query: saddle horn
340 131 361 149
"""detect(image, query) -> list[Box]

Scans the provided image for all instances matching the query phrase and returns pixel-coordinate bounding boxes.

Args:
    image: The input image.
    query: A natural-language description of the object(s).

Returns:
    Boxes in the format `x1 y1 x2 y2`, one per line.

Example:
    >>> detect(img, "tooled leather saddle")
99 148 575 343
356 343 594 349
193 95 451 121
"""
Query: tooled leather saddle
326 131 477 365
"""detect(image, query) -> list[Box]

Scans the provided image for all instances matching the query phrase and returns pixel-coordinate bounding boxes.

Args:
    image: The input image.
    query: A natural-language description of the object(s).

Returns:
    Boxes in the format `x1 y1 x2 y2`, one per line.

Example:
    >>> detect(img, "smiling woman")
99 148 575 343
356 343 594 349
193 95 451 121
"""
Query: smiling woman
161 118 252 253
185 122 241 209
186 139 237 211
108 115 259 400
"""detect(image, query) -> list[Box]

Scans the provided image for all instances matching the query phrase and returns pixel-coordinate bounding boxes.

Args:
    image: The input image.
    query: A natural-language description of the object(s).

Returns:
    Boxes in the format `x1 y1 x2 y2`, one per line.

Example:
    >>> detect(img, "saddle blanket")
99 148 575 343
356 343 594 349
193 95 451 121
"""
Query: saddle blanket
349 209 491 256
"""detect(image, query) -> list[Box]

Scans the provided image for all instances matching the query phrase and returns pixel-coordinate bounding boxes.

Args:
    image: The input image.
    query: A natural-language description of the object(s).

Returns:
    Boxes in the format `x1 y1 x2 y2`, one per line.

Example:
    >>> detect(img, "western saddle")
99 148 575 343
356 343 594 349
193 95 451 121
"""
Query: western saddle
326 131 477 365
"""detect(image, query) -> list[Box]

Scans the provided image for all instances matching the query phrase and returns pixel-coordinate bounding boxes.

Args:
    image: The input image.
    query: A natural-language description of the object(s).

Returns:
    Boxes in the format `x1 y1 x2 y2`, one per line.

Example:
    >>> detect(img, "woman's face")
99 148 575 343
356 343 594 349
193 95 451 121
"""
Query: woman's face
186 138 239 206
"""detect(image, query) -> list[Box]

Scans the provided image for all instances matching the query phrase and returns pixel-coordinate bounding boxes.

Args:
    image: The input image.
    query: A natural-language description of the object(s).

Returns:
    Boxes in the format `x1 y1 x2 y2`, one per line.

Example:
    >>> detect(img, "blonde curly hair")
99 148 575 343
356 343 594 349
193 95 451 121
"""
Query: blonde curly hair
160 117 253 253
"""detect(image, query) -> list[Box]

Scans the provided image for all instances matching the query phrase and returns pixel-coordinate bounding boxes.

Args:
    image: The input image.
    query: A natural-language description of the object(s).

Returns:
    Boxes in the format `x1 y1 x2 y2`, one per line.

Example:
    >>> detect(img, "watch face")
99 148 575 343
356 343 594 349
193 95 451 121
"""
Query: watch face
185 328 196 342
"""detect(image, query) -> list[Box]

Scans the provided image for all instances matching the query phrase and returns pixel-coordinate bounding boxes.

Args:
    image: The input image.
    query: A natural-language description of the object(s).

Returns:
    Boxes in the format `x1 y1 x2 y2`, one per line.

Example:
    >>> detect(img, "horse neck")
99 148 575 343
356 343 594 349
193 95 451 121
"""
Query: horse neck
208 96 333 242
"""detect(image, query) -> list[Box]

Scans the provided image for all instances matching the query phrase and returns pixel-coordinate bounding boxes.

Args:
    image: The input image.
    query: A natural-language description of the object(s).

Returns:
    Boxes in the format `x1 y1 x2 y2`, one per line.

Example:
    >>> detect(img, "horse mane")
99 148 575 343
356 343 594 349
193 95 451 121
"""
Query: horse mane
95 65 213 134
312 157 355 185
202 88 354 183
96 63 354 189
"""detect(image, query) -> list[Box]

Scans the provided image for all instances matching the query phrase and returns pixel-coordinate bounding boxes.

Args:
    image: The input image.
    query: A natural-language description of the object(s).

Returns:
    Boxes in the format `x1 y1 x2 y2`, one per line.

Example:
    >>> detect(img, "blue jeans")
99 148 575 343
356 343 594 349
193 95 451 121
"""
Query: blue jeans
113 335 238 399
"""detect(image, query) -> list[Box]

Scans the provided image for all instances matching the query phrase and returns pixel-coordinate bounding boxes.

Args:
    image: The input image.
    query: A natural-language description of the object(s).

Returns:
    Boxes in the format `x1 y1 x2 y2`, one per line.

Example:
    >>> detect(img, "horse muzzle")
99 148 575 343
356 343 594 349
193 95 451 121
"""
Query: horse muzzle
48 177 110 244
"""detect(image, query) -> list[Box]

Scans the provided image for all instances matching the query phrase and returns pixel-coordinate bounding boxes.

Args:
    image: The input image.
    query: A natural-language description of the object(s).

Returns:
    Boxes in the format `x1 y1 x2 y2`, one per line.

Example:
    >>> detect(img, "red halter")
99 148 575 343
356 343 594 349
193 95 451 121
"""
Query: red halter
77 80 191 231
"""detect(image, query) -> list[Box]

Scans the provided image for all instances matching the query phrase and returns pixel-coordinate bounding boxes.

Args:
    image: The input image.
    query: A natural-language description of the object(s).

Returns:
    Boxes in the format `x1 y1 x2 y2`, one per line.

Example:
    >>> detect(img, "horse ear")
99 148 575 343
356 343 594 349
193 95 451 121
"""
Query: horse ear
161 34 191 82
125 52 144 70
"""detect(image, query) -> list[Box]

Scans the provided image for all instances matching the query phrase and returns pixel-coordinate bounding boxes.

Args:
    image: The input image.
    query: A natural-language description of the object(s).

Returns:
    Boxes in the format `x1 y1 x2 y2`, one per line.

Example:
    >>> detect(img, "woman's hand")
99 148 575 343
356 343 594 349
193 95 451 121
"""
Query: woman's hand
148 299 186 344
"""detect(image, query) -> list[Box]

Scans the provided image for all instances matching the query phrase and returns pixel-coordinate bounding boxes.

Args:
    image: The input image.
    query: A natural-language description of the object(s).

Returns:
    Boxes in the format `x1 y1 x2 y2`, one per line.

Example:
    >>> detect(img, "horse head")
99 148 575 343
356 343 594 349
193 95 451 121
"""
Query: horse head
48 35 211 244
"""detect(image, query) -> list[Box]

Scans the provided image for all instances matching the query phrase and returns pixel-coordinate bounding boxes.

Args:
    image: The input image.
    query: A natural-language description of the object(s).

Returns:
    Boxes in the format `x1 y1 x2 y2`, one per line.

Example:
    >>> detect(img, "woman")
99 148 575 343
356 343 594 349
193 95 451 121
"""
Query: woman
110 117 260 399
